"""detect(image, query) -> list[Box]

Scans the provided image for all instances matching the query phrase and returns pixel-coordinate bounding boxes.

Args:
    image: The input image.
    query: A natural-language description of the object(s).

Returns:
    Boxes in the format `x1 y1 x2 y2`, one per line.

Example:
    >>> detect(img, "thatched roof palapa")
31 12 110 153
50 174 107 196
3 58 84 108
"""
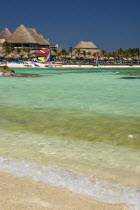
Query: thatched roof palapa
38 34 50 46
13 53 21 59
0 28 11 39
72 41 99 58
22 54 28 59
75 41 98 50
0 48 6 56
29 53 37 58
0 39 5 44
0 52 6 58
27 28 49 46
7 25 38 44
44 38 51 46
5 52 14 59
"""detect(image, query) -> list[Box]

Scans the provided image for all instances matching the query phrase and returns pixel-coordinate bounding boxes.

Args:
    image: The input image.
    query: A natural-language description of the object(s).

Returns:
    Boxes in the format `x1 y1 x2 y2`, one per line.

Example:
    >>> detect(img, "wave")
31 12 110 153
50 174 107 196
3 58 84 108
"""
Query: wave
0 157 139 209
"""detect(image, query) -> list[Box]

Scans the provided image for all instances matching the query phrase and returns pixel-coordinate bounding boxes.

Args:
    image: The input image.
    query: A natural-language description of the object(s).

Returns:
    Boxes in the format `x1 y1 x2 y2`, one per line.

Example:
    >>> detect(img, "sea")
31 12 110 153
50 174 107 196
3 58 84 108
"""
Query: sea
0 67 140 209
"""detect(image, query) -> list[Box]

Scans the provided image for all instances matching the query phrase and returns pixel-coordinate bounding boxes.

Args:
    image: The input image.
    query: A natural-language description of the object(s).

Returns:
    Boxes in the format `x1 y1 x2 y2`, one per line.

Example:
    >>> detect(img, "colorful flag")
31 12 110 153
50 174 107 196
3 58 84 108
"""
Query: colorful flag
37 49 52 63
45 50 51 63
95 52 99 60
38 57 46 62
38 50 46 53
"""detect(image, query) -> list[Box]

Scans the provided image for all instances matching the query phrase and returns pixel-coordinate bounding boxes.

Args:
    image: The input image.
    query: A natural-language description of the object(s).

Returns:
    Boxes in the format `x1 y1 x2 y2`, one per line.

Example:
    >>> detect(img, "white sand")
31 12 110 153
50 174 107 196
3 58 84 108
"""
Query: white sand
0 172 127 210
5 62 140 68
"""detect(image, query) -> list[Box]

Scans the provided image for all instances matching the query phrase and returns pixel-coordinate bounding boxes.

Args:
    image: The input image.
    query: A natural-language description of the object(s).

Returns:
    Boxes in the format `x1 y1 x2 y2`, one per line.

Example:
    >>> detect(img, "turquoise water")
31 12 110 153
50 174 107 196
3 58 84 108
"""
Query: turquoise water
0 68 140 209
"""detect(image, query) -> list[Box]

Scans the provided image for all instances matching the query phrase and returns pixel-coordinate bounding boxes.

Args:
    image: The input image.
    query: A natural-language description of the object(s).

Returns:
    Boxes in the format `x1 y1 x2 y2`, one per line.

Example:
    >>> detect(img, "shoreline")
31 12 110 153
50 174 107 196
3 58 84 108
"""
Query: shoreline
0 172 127 210
4 63 140 68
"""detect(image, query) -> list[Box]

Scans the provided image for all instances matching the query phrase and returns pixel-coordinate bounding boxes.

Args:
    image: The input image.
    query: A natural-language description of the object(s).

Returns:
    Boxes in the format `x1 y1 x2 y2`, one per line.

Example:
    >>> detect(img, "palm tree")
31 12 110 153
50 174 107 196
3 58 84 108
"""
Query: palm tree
74 48 80 59
2 41 14 55
16 48 21 54
110 51 117 63
67 47 73 58
83 50 86 59
22 47 31 58
100 49 107 57
117 48 124 63
100 49 108 63
136 48 140 63
127 48 136 63
61 49 67 61
87 51 91 58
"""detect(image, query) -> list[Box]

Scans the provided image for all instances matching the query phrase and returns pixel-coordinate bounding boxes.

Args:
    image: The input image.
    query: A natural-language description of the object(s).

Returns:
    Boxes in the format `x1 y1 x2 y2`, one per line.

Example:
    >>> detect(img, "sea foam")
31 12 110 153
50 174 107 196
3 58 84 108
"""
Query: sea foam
0 157 139 210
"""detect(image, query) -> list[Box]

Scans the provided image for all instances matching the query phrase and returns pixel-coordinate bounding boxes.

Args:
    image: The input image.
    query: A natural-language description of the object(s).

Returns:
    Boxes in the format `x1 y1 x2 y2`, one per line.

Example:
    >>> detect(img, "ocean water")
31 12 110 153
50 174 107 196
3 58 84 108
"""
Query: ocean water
0 67 140 209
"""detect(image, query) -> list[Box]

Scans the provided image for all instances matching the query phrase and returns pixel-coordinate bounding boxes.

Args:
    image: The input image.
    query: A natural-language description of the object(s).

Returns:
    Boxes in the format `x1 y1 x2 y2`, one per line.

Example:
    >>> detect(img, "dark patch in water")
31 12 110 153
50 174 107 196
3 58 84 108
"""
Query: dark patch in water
120 77 140 79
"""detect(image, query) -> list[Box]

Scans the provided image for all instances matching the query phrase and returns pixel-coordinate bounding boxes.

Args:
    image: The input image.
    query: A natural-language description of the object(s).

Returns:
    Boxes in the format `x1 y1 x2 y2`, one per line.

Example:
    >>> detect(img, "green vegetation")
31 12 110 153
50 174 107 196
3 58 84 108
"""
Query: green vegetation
2 42 14 55
100 48 140 62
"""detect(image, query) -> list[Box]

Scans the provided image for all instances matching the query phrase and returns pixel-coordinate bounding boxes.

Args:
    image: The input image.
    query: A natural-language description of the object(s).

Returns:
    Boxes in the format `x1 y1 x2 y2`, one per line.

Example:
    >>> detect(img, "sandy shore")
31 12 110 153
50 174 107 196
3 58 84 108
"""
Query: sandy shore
0 172 127 210
5 62 140 68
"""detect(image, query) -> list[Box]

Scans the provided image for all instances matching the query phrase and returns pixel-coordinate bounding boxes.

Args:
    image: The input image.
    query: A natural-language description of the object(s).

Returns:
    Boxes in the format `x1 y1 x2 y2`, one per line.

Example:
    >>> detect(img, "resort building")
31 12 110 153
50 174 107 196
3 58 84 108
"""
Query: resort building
72 41 99 59
0 25 50 49
0 25 53 59
0 28 11 45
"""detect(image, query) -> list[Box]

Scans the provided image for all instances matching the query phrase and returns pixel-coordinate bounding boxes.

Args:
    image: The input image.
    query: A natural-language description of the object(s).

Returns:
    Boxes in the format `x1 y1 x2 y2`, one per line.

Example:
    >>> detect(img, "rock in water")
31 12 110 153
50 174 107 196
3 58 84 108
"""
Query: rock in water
0 66 15 75
0 66 39 77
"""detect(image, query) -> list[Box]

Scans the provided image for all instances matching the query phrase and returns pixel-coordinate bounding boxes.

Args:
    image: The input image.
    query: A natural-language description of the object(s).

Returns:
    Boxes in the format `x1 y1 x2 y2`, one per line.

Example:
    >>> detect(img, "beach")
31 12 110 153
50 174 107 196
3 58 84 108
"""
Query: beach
0 172 127 210
0 67 140 209
5 62 140 69
0 1 140 209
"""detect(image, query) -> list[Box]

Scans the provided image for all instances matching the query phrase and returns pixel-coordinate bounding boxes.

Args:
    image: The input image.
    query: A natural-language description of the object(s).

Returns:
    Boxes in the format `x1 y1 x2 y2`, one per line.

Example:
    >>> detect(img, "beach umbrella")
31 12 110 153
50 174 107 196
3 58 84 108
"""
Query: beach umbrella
108 57 114 60
20 51 26 57
99 57 105 60
5 53 14 59
29 53 37 58
66 55 71 59
13 53 21 59
71 55 76 60
22 54 28 59
0 52 6 58
0 48 6 58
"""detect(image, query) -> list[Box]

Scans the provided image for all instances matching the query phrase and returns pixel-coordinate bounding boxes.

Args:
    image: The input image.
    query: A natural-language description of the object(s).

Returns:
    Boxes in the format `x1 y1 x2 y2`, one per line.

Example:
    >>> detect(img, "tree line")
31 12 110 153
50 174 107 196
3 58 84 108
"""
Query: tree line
1 41 140 61
100 48 140 59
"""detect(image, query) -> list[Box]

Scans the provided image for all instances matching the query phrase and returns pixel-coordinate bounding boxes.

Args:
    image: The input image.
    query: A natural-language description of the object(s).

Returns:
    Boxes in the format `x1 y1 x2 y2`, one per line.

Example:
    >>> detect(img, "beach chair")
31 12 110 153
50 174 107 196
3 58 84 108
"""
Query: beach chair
34 63 40 67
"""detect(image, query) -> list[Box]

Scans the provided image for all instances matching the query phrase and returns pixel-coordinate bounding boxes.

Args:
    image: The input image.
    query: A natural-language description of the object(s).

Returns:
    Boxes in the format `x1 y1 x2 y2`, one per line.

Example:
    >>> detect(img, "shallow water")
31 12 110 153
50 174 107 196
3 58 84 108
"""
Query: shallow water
0 68 140 209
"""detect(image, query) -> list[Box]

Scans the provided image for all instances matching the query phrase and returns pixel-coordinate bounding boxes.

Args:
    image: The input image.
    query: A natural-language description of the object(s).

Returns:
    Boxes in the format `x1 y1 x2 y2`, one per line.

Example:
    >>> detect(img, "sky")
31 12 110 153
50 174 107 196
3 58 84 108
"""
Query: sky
0 0 140 51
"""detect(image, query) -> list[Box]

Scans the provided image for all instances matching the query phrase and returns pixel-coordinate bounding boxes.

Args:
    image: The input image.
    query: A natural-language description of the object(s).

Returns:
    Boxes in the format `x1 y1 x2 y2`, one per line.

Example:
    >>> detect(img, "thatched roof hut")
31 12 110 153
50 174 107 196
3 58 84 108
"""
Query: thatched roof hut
72 41 99 58
0 48 6 57
22 54 28 59
0 28 11 39
0 52 5 58
99 57 105 61
13 53 21 59
27 29 49 47
5 52 14 59
38 34 50 46
29 53 37 58
75 41 98 50
0 39 5 45
108 57 114 60
44 38 50 46
6 25 51 49
7 25 38 46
